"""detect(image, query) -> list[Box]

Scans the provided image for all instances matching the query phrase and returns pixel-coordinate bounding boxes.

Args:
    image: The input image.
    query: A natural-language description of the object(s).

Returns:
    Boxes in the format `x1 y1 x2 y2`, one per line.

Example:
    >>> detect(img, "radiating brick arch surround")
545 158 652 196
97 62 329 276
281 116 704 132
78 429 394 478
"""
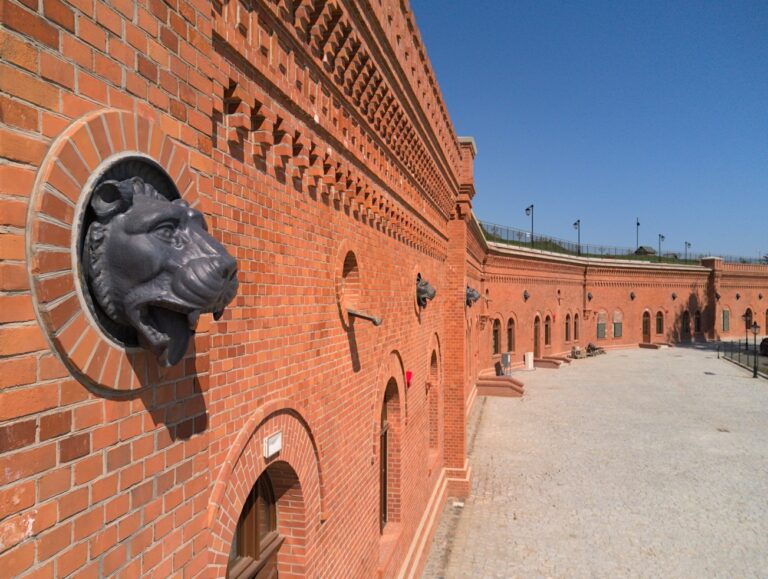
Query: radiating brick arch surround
27 108 199 390
207 401 324 577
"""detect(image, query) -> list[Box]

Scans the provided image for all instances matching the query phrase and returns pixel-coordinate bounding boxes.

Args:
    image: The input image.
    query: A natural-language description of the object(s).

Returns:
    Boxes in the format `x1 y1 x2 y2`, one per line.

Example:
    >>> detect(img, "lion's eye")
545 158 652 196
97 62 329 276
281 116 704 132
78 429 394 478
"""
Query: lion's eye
152 222 177 240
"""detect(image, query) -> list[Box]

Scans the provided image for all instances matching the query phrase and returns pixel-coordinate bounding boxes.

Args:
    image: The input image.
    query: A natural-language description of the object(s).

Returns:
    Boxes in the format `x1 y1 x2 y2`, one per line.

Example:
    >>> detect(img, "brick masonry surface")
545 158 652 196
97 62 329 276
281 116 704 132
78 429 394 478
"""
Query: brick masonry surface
1 1 767 578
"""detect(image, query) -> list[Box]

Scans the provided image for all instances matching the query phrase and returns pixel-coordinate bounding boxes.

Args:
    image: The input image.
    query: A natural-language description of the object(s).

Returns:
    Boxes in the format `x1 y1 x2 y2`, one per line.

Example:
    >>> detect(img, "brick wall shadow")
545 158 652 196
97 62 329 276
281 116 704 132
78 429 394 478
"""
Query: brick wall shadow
131 339 208 442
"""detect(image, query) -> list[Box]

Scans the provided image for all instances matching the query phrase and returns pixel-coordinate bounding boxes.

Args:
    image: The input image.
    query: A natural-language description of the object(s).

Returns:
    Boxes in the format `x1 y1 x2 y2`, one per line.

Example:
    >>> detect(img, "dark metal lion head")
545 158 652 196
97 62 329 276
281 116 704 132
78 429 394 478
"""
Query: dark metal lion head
83 176 238 367
416 273 436 309
466 286 480 307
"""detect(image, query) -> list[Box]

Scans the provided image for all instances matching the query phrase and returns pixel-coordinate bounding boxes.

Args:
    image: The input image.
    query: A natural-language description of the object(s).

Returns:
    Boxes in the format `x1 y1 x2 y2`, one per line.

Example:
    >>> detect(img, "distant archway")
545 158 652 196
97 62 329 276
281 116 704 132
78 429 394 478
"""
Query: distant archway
533 316 541 358
642 311 651 343
506 318 515 353
681 311 691 341
744 308 753 330
492 319 501 355
573 313 579 341
380 378 401 533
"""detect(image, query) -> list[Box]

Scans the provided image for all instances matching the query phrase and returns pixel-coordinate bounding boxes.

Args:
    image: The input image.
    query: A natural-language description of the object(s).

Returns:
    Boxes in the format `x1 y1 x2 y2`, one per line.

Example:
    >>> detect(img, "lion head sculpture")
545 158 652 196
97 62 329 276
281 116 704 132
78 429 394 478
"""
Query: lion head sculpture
466 286 481 307
83 176 238 367
416 273 436 309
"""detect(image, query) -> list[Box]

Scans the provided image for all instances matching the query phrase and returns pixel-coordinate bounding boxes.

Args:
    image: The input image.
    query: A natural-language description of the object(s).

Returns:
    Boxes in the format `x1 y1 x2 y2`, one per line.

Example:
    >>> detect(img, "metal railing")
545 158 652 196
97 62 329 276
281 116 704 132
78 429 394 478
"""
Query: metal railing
480 221 767 265
719 340 767 378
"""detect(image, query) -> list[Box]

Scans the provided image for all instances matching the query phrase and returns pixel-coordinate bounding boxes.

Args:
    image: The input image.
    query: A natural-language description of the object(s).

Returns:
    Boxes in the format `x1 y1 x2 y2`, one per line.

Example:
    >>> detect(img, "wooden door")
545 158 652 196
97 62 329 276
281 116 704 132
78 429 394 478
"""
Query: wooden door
534 317 541 358
642 312 651 343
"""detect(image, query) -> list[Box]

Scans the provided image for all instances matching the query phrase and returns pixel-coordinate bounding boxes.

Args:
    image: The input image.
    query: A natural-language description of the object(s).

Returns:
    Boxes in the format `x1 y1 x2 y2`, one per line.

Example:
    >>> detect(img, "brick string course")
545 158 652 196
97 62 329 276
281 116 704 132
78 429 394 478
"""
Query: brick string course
1 1 767 578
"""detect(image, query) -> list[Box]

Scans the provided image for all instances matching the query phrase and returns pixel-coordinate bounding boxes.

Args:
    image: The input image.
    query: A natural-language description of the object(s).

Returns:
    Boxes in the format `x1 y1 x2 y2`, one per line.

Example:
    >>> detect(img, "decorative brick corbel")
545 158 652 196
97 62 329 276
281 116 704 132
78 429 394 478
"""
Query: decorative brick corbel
273 117 293 169
307 143 325 181
251 99 275 158
291 130 310 178
224 83 251 146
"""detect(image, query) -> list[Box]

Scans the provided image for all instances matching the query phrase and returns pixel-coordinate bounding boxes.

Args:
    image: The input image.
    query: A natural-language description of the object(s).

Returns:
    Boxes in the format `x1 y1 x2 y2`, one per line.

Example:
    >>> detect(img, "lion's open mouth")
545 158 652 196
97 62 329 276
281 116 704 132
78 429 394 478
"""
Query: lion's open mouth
136 303 201 367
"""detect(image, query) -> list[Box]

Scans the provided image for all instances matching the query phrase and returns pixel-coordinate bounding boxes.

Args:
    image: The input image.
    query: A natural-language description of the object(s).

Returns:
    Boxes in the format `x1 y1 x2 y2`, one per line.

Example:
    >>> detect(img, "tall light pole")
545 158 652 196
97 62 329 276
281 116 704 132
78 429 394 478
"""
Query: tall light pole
573 219 581 255
636 218 640 250
525 204 534 249
658 234 665 263
684 241 691 261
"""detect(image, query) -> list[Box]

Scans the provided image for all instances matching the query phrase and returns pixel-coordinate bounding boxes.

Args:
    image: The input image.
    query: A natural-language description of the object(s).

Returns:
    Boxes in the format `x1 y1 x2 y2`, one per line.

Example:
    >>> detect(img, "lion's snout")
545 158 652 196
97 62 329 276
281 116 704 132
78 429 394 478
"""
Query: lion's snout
172 255 238 311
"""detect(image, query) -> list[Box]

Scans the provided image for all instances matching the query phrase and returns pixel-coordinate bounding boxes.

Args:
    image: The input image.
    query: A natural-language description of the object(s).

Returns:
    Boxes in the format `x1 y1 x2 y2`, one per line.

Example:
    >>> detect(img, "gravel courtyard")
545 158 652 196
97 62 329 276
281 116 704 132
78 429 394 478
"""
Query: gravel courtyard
423 347 768 578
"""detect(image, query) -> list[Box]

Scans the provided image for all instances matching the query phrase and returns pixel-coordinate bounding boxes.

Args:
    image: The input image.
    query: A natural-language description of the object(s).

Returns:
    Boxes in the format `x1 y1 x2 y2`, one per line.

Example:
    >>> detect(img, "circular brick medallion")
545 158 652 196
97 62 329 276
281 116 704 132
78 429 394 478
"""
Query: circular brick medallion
28 109 198 390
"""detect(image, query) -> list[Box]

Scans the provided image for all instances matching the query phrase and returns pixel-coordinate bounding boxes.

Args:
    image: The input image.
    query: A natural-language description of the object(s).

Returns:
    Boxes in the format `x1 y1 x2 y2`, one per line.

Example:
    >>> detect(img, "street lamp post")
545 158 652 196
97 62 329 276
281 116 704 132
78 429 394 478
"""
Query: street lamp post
573 219 581 255
525 204 534 249
658 234 665 263
751 322 760 378
684 241 691 261
636 218 640 250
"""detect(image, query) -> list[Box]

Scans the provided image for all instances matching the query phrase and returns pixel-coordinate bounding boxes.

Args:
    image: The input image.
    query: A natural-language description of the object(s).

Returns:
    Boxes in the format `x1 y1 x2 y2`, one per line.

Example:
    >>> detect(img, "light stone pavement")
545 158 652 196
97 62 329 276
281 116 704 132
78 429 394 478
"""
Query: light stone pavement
422 347 768 578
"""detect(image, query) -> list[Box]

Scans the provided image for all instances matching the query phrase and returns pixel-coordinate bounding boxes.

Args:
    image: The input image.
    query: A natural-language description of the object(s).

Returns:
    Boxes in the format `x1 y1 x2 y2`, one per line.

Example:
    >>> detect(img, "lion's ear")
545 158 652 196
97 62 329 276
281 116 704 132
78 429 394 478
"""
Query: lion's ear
91 180 135 220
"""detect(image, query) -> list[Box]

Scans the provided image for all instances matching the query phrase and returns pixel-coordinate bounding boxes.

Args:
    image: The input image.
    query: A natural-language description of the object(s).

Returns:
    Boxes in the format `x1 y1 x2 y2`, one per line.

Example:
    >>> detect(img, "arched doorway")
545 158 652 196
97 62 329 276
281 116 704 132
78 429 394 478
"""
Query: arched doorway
744 308 753 330
228 471 279 578
428 351 439 453
681 311 691 341
642 311 651 343
380 378 400 533
533 316 541 358
227 461 306 579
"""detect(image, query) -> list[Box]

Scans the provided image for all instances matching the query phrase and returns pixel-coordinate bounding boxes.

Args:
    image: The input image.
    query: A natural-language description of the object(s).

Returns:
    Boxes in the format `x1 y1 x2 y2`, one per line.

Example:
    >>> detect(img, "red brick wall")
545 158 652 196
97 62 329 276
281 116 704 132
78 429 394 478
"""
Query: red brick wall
1 0 465 577
470 246 768 379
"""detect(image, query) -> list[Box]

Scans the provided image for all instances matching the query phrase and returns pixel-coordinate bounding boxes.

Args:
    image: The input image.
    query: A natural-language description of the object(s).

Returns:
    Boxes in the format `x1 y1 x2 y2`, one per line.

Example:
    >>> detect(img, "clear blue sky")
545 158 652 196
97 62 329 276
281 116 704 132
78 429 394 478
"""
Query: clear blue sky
411 0 768 258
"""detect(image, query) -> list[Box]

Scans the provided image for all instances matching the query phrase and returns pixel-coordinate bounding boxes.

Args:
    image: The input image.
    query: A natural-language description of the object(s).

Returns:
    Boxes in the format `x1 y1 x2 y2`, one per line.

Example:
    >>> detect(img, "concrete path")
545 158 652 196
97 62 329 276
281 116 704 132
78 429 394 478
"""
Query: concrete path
422 347 768 578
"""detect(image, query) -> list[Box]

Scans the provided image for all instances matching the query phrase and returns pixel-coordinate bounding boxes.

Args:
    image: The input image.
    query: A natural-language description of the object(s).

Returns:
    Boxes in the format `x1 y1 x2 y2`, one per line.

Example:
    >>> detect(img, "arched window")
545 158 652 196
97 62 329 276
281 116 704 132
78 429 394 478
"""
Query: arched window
228 472 279 578
722 309 730 331
694 311 701 333
565 314 571 342
656 311 664 335
492 319 501 355
507 318 515 352
573 313 579 341
597 311 607 339
613 310 623 338
744 308 753 330
544 315 551 346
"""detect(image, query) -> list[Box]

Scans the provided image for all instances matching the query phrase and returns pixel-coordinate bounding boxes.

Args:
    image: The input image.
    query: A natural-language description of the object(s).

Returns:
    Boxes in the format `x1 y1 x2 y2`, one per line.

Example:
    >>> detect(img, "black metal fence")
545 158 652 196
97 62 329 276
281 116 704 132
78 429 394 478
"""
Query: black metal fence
719 340 768 378
479 220 767 265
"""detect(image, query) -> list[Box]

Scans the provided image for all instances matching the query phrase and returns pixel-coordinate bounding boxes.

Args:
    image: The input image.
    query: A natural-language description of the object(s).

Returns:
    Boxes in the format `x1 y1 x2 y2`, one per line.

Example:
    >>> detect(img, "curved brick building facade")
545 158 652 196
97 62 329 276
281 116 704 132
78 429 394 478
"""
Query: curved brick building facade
1 1 767 577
